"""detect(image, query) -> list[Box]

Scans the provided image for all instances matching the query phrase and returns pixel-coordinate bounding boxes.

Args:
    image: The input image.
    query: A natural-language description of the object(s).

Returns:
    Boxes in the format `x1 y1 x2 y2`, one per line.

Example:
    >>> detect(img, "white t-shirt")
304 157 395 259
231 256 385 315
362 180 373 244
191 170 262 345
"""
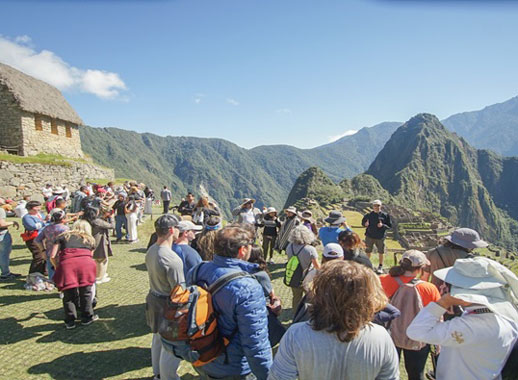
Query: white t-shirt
14 202 28 218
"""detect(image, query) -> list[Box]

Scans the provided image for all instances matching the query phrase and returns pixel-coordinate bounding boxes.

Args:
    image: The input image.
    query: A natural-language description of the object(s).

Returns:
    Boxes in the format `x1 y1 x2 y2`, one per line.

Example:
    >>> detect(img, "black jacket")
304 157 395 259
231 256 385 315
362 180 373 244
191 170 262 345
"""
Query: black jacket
361 211 392 239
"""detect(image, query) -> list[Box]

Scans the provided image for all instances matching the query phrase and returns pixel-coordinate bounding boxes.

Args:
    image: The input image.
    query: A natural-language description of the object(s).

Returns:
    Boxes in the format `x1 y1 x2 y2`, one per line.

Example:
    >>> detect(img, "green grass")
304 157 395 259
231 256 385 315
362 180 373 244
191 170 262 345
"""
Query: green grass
0 153 95 167
0 210 431 380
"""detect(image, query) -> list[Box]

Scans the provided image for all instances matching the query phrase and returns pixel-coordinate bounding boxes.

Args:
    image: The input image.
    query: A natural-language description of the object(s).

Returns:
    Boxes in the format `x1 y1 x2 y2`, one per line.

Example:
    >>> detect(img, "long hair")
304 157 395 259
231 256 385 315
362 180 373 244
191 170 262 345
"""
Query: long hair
338 231 365 250
288 225 315 245
59 220 95 247
388 258 422 277
196 196 209 209
249 245 269 274
197 230 217 261
310 260 387 342
82 206 99 224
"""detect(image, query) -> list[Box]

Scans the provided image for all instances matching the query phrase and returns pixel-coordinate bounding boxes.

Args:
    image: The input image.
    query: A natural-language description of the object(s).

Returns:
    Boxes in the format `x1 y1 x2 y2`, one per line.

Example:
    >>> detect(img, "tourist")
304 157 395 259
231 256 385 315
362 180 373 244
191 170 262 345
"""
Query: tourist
379 250 440 380
286 225 320 309
268 260 399 380
172 220 203 278
42 183 53 201
0 201 21 280
160 185 172 214
50 220 98 329
61 184 70 201
48 198 81 223
125 195 139 243
14 196 29 218
35 210 69 280
177 192 195 217
422 228 487 289
362 200 392 274
145 214 184 380
192 196 221 226
407 257 518 380
257 207 280 264
318 210 351 246
186 224 273 380
22 200 47 275
275 206 300 253
338 230 373 269
298 210 317 235
249 245 285 347
71 185 88 213
195 215 221 261
83 206 114 284
303 242 343 291
112 192 128 243
232 197 262 225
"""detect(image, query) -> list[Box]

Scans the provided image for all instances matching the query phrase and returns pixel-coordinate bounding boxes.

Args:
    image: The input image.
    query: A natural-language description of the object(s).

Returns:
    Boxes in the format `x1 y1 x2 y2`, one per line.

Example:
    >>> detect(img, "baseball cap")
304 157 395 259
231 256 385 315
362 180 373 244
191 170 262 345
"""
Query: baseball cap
372 200 382 206
323 243 344 259
401 249 430 267
154 214 179 231
178 220 203 232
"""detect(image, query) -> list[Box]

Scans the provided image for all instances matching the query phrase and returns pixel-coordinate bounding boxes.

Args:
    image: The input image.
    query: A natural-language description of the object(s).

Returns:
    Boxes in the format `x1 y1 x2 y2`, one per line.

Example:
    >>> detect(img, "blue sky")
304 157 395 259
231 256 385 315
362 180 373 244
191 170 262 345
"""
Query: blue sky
1 0 518 148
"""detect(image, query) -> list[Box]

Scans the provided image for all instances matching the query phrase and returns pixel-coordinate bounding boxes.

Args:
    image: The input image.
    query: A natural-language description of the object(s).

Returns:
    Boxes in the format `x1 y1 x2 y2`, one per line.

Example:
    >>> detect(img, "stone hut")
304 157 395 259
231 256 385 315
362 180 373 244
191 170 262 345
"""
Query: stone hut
0 62 84 158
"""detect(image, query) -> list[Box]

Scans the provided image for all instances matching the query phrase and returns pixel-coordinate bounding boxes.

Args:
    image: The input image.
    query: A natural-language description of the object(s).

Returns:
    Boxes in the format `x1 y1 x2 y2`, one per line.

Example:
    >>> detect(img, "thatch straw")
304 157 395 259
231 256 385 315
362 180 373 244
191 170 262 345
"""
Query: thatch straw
0 62 83 125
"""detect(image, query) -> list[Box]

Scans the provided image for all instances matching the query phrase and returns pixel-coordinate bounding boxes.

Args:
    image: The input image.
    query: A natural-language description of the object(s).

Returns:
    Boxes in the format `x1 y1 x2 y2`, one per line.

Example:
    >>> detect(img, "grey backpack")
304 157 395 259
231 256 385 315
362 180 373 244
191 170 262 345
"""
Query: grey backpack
388 277 426 351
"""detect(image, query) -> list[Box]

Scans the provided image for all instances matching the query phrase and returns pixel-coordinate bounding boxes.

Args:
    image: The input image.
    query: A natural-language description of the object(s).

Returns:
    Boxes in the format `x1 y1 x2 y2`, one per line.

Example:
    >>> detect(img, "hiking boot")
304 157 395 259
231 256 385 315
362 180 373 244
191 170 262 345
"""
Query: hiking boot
81 314 99 326
0 273 22 280
65 321 76 330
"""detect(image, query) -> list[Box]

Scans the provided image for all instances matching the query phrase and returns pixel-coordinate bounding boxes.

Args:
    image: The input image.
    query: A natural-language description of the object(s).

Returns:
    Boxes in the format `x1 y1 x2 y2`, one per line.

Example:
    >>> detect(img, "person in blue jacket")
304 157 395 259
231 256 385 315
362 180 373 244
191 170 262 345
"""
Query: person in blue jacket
186 224 273 380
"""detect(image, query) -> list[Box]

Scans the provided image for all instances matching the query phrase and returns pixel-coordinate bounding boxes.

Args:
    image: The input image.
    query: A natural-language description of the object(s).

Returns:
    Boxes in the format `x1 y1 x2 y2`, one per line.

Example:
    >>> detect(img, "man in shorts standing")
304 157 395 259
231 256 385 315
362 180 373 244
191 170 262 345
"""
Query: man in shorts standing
362 200 392 274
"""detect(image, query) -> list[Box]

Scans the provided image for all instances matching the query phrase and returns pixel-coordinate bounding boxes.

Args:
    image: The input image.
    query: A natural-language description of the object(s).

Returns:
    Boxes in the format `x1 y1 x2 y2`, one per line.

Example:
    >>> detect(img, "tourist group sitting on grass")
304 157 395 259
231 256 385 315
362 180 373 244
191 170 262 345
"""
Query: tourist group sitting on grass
1 185 518 380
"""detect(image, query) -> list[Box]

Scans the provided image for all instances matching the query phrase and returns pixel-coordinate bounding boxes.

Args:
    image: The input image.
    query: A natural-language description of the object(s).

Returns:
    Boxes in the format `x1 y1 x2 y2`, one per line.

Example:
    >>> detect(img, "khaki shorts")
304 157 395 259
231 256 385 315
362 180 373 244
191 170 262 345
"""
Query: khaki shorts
365 236 386 254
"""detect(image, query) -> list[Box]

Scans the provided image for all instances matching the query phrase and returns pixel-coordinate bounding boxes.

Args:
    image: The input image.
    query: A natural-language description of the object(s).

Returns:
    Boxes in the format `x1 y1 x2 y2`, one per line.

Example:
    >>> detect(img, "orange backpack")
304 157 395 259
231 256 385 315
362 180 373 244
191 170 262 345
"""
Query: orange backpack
159 267 249 366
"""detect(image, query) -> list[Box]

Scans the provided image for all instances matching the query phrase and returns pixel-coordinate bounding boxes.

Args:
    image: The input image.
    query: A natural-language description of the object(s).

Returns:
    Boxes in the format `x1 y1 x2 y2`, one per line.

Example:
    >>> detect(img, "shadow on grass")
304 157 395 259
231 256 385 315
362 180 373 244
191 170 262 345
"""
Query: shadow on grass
12 244 27 250
0 291 57 305
129 247 147 253
28 347 151 380
36 303 149 344
131 263 147 271
9 257 32 266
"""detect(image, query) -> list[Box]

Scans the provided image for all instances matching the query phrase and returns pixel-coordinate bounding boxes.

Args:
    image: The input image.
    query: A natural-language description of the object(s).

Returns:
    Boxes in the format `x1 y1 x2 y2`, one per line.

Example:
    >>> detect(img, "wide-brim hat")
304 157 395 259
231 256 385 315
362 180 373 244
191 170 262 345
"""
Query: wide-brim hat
284 206 297 214
240 198 256 207
265 207 277 215
324 210 346 225
434 257 506 290
52 187 65 194
449 285 518 322
178 220 204 232
298 210 315 223
444 228 488 250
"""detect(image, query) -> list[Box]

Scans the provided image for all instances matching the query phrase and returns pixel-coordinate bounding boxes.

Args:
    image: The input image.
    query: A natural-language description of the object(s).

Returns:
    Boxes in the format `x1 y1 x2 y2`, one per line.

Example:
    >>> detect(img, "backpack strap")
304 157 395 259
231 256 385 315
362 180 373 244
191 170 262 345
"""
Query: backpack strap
292 244 305 257
209 271 251 296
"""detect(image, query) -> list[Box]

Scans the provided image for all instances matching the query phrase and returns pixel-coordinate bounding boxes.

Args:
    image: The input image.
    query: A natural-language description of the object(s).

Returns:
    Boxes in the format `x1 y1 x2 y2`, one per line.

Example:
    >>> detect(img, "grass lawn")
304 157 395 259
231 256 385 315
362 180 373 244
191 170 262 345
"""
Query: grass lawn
1 211 419 379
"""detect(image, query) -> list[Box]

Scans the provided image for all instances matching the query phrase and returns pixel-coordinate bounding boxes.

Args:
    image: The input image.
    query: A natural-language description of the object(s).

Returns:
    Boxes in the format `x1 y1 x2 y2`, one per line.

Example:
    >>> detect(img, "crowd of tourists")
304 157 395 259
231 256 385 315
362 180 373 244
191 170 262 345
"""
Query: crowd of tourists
1 186 518 380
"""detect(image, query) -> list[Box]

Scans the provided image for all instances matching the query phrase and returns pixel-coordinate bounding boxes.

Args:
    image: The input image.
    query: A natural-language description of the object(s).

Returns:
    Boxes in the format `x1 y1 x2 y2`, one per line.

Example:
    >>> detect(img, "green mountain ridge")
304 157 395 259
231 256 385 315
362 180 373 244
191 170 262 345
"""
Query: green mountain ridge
285 114 518 249
79 122 401 215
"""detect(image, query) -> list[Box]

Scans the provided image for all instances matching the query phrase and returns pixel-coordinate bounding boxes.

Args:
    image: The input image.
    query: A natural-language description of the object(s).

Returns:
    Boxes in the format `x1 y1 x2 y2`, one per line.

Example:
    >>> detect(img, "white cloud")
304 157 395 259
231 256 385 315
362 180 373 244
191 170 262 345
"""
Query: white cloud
194 93 205 104
276 108 292 114
226 98 240 106
0 35 127 100
328 129 359 142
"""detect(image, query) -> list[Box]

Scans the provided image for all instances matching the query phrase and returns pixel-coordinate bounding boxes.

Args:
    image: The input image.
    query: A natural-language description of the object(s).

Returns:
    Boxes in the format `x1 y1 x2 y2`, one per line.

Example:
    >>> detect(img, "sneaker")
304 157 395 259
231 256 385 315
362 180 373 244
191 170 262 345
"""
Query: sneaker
96 276 111 285
65 321 76 330
81 314 99 326
376 265 384 274
0 273 22 280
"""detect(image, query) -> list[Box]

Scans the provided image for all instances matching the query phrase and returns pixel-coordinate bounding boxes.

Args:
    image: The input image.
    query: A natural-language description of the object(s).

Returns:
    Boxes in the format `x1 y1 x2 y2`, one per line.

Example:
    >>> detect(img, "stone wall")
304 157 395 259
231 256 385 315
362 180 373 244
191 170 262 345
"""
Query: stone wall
0 85 22 153
0 160 114 201
20 111 84 158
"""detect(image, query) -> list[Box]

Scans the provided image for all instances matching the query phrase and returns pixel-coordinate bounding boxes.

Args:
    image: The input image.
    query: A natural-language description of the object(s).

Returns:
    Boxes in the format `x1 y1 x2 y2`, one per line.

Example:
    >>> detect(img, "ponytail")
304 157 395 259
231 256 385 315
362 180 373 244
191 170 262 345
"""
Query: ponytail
388 258 420 277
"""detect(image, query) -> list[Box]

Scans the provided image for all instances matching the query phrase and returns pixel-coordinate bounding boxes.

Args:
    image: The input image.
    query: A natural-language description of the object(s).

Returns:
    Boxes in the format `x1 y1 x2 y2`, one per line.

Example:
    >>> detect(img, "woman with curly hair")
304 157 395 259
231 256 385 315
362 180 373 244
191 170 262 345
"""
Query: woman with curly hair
285 225 320 309
269 260 399 380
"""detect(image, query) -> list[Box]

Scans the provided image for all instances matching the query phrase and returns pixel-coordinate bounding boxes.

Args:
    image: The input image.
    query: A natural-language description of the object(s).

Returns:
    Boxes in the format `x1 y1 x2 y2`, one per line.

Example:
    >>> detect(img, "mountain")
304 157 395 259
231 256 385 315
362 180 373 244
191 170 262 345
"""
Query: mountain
283 167 344 209
79 121 400 214
366 113 518 249
442 96 518 157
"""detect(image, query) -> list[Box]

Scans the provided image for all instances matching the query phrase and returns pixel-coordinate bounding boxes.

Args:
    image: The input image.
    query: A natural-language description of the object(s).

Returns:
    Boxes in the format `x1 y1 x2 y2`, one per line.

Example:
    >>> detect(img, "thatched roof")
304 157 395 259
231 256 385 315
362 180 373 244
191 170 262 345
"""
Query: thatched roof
0 62 83 125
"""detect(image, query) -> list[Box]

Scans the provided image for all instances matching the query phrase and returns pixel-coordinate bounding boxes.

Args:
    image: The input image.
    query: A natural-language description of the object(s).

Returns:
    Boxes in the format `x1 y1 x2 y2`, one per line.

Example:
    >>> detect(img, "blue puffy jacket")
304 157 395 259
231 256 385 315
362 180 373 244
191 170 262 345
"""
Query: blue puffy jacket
186 255 273 380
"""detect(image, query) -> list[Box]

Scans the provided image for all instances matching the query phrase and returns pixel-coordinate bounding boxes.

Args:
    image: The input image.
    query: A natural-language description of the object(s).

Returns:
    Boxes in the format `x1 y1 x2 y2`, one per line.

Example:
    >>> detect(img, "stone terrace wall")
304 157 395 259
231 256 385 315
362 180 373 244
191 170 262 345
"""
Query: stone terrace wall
0 85 22 153
0 161 114 201
20 111 84 158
